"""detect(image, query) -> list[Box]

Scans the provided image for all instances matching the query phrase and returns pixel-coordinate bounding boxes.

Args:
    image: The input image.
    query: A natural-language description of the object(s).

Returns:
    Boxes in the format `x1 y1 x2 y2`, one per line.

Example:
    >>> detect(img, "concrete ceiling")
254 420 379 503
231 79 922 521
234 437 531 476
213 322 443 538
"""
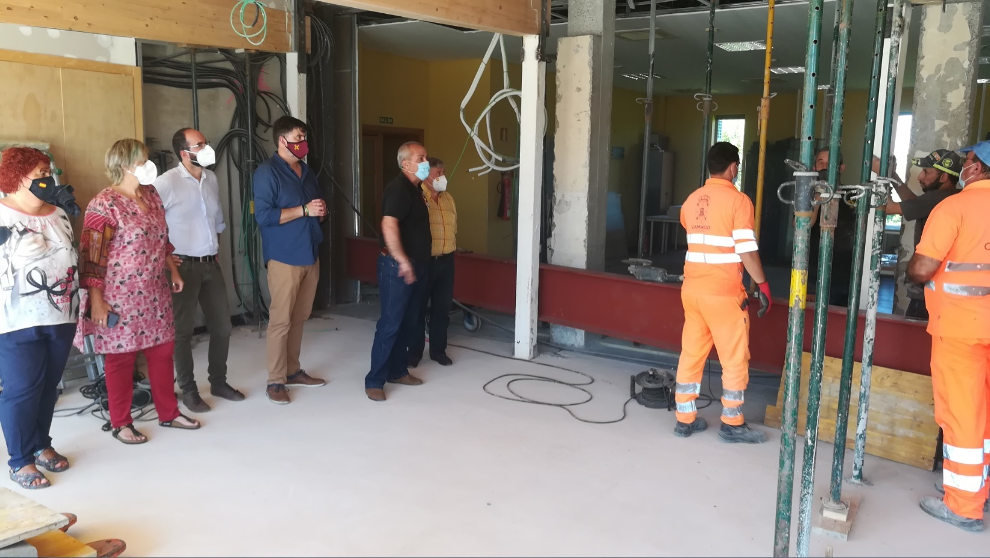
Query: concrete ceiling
357 0 990 96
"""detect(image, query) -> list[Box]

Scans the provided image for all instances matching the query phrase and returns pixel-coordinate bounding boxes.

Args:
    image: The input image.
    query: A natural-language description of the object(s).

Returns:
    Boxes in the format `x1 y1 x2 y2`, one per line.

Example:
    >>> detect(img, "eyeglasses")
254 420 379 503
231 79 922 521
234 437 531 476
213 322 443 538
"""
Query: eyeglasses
185 141 210 151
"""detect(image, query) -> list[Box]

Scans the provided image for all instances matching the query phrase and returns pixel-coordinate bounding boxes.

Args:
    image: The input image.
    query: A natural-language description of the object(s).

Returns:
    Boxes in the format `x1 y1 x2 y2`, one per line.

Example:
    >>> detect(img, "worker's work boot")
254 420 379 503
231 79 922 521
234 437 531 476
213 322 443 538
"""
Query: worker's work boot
718 422 767 444
919 496 984 532
673 417 708 438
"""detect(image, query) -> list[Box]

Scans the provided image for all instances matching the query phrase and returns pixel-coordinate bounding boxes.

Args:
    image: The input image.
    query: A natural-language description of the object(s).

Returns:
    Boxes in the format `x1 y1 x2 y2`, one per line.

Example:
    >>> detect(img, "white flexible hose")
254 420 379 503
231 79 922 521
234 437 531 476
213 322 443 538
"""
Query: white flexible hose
459 34 530 176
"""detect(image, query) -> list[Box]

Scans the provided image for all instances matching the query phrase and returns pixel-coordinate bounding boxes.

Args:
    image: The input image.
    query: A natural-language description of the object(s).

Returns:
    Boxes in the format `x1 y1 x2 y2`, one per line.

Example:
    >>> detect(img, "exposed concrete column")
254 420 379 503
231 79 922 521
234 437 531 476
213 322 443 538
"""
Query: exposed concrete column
549 0 614 347
893 1 982 314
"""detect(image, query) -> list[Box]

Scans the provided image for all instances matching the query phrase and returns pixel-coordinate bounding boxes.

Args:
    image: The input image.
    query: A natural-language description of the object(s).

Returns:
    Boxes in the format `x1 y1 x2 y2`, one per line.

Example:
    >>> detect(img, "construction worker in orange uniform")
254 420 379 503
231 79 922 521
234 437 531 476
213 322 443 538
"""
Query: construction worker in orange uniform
673 142 772 443
908 141 990 532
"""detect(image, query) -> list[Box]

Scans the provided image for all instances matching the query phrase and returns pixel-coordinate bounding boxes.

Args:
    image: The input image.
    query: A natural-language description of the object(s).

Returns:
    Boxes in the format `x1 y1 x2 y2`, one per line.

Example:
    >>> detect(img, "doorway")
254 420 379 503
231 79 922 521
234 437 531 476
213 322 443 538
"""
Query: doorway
360 125 425 236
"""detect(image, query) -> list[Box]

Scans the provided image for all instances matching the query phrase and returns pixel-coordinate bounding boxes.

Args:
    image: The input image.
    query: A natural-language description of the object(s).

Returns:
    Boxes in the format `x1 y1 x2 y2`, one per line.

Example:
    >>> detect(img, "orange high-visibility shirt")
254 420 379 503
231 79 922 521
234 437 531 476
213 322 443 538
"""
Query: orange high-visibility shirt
680 178 759 296
915 179 990 338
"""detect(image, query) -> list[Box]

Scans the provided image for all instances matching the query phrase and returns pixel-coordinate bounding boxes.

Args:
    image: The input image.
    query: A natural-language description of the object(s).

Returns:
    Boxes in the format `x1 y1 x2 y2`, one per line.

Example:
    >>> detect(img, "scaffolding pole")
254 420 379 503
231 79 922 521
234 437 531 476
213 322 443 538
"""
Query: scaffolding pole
698 0 717 184
796 0 853 553
773 1 824 555
831 0 888 494
636 0 658 258
850 0 907 484
754 0 776 239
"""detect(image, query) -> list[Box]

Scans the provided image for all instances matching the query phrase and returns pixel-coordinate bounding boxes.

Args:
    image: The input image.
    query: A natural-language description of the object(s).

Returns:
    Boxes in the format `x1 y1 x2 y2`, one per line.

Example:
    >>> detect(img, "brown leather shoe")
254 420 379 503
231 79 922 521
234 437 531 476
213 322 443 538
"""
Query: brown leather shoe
287 369 326 387
365 388 386 401
266 384 290 405
388 374 423 386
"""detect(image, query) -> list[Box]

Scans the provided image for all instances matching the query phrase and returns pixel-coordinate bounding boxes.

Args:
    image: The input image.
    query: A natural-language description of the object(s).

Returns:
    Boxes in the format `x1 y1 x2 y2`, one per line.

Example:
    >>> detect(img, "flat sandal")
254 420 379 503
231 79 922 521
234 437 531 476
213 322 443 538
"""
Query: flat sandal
159 413 200 430
111 424 147 445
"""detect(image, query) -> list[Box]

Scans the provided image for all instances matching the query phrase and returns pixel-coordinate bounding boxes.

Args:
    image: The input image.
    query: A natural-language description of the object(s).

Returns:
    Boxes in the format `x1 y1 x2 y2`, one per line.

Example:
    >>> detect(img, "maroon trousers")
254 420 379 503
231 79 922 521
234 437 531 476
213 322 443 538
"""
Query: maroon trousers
103 341 180 428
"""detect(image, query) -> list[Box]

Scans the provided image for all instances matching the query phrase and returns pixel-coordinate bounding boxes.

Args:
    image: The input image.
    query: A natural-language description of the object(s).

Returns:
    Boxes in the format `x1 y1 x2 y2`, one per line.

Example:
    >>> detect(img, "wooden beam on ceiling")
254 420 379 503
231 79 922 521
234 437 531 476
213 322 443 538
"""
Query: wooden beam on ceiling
0 0 292 53
324 0 543 36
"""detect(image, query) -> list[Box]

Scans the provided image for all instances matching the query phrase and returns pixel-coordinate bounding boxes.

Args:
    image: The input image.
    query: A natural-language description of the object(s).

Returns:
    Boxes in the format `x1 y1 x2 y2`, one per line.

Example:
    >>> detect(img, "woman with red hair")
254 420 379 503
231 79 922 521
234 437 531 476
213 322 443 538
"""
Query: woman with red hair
0 147 79 489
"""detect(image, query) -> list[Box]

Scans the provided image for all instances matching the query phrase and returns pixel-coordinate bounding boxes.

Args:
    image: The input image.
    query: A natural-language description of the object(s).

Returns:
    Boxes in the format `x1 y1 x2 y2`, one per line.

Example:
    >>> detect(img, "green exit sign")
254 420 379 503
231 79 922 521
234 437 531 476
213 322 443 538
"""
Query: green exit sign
379 116 394 124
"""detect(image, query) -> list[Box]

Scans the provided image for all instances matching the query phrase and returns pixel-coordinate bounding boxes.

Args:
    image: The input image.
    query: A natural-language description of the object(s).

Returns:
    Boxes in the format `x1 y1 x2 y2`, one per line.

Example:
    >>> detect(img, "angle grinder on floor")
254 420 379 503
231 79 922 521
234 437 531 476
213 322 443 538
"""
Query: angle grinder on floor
630 368 675 410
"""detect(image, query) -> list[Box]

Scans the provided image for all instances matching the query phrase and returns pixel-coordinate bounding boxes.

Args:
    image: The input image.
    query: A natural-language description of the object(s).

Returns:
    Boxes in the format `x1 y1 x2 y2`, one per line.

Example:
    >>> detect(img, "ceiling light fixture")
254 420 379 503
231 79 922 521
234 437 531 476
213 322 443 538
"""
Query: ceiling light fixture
770 66 805 75
621 72 664 81
715 40 766 52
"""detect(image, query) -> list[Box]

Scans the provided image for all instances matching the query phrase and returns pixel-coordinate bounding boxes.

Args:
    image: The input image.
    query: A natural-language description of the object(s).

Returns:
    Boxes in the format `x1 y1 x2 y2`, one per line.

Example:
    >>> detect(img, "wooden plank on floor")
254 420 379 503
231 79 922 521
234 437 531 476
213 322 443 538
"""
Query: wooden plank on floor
25 530 96 558
764 352 938 470
0 488 68 548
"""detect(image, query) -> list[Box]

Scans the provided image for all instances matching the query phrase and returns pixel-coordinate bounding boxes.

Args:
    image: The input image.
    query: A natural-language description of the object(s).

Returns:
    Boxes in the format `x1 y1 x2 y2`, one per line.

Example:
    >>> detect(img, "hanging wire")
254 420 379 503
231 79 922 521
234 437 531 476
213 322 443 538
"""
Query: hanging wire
230 0 268 46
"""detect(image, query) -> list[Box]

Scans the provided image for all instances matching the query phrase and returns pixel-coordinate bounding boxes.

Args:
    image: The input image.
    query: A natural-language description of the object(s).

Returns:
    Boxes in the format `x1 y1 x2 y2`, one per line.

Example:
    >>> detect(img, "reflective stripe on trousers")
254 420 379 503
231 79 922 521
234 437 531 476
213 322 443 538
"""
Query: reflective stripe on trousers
943 469 985 493
676 382 701 395
685 251 742 264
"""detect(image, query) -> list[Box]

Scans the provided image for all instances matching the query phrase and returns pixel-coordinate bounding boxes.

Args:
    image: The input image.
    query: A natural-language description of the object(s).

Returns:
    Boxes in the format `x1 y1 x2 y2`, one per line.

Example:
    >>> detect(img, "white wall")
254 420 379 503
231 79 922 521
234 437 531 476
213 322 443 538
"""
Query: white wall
0 23 135 65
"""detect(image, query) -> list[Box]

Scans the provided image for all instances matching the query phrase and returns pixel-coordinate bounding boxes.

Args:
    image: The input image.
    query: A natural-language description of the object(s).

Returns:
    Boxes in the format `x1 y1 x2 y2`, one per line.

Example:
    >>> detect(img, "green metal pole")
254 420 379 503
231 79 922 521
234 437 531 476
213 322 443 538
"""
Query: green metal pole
796 0 853 554
826 0 889 505
773 1 823 555
851 0 907 485
699 0 717 184
820 1 842 142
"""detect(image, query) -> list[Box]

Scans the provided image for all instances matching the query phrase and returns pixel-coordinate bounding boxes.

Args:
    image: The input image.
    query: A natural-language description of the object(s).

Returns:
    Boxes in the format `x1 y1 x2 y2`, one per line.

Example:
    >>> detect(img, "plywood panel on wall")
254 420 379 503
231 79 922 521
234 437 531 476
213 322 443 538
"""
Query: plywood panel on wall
326 0 542 35
0 0 291 53
0 49 142 222
61 69 140 212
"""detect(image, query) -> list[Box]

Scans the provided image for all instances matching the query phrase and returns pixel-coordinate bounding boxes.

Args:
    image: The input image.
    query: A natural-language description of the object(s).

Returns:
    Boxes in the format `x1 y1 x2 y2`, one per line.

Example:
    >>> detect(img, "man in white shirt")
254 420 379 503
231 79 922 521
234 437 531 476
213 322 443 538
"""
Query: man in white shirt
154 128 244 412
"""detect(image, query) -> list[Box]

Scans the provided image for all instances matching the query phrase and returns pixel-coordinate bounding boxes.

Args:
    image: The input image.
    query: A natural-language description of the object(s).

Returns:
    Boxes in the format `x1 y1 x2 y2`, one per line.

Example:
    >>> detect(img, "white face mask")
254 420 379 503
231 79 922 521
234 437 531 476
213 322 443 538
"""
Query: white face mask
189 145 216 167
130 160 158 185
958 162 977 188
432 175 448 192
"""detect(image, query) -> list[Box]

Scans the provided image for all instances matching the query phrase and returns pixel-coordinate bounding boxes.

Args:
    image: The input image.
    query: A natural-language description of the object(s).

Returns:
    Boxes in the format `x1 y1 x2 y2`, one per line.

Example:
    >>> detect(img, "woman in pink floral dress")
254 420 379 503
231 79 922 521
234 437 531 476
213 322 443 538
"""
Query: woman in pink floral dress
76 139 200 444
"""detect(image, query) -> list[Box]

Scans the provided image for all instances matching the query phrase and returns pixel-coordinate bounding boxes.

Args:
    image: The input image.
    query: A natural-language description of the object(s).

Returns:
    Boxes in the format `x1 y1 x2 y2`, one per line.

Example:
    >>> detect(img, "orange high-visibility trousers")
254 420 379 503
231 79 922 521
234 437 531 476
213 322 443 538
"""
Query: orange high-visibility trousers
675 289 750 426
930 336 990 520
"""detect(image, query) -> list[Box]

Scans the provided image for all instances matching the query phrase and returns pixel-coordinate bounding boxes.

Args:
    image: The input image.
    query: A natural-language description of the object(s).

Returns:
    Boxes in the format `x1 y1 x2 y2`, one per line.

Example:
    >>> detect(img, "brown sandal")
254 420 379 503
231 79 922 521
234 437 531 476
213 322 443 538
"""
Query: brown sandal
159 413 200 430
111 424 148 445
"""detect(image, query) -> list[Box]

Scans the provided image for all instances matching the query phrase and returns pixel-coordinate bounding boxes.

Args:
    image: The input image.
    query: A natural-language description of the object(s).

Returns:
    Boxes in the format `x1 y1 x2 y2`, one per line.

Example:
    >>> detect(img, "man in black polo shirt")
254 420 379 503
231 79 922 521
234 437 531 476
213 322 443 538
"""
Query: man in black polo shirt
886 148 961 319
365 141 432 401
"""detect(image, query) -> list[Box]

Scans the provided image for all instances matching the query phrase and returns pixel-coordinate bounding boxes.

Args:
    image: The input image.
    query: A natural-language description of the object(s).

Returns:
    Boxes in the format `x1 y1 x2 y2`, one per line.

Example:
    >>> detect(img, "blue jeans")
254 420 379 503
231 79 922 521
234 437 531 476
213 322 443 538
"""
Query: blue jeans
366 255 427 389
0 323 76 470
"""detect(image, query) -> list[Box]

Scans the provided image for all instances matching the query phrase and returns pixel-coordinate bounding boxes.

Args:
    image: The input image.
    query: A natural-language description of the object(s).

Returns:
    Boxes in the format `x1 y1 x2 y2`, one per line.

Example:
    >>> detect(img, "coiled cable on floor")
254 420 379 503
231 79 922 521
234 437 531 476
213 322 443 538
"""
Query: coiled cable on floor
445 302 719 425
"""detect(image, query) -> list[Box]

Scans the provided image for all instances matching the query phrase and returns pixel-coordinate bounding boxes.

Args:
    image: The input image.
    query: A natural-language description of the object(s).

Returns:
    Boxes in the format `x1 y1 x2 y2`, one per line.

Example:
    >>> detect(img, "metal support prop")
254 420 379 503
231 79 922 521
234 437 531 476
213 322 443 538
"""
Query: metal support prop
636 0 658 258
191 49 200 131
773 2 823 555
244 52 262 336
754 0 775 238
830 0 888 493
978 81 987 144
698 0 717 184
850 0 907 484
796 0 853 553
820 0 842 142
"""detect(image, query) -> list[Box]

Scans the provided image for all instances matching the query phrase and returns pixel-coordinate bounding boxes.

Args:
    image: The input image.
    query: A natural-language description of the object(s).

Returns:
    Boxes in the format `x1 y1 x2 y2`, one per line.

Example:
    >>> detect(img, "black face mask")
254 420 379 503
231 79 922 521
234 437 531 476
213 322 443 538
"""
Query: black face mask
28 177 81 217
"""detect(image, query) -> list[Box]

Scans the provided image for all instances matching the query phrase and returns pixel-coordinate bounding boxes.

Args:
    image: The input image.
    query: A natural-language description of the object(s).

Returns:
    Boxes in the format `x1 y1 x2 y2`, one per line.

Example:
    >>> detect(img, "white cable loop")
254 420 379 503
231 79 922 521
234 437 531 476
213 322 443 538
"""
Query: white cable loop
460 34 545 176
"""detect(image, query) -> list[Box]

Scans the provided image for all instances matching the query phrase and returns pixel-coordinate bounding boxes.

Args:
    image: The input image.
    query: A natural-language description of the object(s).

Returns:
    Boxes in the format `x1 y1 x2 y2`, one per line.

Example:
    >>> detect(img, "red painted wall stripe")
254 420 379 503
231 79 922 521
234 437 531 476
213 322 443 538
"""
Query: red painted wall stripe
346 236 931 376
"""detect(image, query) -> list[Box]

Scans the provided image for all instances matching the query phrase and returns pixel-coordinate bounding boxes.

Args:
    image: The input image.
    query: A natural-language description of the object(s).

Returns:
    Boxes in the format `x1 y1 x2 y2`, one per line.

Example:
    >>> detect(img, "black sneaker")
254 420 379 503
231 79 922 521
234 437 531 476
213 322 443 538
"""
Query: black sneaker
210 383 246 402
431 353 453 366
673 417 708 438
920 496 985 532
181 391 210 413
718 423 767 444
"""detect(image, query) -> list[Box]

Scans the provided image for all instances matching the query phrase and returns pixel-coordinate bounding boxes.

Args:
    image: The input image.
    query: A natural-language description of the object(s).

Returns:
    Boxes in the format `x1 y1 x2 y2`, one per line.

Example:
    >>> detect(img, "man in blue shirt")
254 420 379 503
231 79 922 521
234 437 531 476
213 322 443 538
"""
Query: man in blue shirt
253 115 328 405
365 141 432 401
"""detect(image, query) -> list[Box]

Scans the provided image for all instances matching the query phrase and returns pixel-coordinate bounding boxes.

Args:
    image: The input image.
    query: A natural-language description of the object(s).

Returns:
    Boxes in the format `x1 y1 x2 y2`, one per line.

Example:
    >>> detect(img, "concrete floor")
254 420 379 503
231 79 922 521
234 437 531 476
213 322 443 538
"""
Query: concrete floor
3 307 987 556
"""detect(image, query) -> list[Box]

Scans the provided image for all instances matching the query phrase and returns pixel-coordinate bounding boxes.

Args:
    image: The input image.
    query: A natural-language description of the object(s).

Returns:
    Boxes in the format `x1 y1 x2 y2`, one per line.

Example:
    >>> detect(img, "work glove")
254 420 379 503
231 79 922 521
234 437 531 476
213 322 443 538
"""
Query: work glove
755 281 772 318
